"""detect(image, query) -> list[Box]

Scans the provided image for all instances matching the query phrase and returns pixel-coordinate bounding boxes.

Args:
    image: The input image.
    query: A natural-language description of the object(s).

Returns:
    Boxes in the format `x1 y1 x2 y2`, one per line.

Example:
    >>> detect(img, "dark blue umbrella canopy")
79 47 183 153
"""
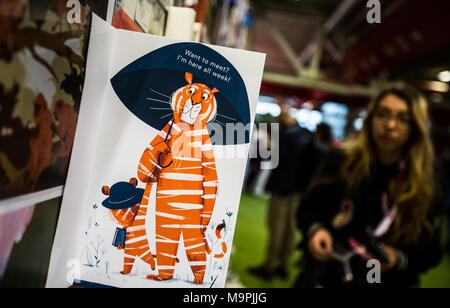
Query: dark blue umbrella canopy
110 42 250 144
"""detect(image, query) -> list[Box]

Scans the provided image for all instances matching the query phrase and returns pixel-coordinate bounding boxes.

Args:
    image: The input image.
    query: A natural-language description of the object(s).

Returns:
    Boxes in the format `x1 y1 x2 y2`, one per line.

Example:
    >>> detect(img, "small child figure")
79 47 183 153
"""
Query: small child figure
101 178 156 274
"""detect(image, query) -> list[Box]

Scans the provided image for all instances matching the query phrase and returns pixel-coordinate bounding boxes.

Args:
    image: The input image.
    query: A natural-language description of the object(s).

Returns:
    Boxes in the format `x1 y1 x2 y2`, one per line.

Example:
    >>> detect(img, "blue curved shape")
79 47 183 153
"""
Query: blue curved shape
110 43 250 144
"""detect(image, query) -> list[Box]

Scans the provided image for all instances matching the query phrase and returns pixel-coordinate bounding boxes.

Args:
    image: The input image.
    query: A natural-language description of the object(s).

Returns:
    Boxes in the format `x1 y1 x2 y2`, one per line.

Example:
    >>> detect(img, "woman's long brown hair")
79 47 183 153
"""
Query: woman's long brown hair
342 84 435 245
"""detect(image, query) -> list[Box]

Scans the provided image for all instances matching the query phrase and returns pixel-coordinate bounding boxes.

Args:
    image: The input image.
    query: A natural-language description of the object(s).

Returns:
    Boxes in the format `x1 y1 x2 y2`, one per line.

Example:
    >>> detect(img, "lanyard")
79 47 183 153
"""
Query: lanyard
346 160 406 259
372 193 397 238
347 193 398 260
371 160 405 238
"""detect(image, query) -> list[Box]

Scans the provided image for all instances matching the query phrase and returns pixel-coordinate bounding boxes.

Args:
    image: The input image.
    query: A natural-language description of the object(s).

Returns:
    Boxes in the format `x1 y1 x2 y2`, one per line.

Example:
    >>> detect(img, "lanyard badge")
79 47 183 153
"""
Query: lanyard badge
372 192 397 238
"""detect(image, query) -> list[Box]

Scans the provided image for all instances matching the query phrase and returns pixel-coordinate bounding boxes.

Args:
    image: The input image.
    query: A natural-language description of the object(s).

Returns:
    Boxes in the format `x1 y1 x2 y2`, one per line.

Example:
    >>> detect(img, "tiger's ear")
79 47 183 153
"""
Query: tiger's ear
212 87 219 94
129 178 138 187
185 72 193 84
102 186 110 195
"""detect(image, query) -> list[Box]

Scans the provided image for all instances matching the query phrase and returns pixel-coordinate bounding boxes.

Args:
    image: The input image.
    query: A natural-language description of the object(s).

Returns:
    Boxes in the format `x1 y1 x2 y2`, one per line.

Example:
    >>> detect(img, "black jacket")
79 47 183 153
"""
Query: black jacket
296 150 444 288
265 124 323 195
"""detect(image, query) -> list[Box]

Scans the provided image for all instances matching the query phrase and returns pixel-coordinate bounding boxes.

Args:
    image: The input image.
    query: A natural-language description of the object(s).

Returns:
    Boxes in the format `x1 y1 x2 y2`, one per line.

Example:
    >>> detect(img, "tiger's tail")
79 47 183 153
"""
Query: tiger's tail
205 223 228 259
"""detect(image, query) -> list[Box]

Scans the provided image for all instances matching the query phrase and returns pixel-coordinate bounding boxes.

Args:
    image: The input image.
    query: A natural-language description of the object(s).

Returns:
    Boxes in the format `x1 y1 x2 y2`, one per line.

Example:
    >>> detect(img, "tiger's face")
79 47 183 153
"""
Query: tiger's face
171 72 218 126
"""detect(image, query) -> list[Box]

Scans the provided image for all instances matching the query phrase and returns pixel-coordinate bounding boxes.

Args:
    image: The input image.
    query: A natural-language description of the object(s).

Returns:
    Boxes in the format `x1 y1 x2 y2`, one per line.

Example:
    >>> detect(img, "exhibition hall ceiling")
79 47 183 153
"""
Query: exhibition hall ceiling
248 0 450 106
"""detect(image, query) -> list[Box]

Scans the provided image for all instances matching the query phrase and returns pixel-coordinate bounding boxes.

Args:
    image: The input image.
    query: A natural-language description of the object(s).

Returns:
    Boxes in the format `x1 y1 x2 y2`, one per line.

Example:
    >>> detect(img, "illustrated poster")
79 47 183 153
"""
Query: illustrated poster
46 15 265 288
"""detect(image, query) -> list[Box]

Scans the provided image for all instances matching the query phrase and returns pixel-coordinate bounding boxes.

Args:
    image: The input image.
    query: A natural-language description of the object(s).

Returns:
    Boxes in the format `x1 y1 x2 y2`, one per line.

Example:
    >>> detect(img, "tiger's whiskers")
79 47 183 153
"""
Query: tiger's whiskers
150 89 171 99
215 119 226 127
146 98 171 105
216 114 236 122
161 112 175 119
150 107 173 110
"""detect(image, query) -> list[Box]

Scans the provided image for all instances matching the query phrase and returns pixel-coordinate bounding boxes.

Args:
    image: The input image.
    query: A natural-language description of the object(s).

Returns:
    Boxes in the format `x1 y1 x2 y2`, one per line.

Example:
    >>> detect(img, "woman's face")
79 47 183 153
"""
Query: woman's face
371 94 412 156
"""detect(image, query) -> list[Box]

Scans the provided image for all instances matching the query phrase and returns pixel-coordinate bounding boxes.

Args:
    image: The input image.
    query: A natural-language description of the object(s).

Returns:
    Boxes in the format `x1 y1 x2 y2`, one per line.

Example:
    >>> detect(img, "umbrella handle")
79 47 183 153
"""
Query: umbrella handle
157 118 174 169
158 153 173 168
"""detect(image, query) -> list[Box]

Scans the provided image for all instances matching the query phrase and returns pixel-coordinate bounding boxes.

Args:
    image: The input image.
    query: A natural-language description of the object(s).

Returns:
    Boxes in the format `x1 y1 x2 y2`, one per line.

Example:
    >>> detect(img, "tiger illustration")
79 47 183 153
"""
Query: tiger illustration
101 178 156 275
137 72 223 284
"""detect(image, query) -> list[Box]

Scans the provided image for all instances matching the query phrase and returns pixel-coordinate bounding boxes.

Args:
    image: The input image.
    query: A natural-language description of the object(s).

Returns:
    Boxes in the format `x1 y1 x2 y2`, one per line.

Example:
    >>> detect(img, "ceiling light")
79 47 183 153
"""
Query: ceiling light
422 81 449 93
437 70 450 82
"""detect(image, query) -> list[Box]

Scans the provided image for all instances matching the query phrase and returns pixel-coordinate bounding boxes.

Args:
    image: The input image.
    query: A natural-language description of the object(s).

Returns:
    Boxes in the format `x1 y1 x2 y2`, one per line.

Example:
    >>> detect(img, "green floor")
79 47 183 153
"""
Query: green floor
229 193 450 288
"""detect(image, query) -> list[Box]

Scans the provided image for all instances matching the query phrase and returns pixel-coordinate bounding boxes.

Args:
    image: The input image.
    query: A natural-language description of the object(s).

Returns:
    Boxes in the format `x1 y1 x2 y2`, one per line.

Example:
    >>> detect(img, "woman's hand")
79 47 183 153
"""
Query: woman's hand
308 228 334 261
357 243 398 272
381 245 398 272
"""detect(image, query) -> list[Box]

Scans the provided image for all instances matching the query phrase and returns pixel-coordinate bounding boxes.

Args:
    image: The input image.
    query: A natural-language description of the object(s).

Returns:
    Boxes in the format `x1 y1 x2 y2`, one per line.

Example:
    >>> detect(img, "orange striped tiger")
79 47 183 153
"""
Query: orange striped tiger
102 178 156 275
137 72 223 284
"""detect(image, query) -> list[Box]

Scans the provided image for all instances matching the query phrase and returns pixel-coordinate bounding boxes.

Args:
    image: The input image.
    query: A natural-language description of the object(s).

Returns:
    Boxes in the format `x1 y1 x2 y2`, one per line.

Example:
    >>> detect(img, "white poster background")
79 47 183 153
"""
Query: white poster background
46 15 265 288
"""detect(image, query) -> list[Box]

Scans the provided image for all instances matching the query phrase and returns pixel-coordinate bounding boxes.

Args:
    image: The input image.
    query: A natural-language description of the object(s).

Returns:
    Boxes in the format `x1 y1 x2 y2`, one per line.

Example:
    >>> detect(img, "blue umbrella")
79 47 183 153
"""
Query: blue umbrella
110 42 251 144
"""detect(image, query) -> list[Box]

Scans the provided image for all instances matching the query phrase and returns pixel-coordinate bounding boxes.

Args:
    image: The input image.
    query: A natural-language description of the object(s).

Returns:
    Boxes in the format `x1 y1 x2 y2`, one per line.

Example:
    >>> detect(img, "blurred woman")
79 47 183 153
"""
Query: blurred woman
295 85 444 288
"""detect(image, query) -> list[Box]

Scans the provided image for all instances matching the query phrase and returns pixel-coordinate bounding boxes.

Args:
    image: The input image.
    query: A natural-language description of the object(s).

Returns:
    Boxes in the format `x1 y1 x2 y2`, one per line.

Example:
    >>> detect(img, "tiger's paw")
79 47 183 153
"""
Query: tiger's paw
146 274 172 281
193 273 205 285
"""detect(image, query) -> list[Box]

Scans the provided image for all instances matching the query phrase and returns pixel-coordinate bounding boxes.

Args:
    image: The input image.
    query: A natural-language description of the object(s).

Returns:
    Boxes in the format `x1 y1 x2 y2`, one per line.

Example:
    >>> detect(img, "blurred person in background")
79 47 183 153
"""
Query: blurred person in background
244 125 266 194
295 85 444 288
314 122 333 152
248 98 320 280
443 154 450 252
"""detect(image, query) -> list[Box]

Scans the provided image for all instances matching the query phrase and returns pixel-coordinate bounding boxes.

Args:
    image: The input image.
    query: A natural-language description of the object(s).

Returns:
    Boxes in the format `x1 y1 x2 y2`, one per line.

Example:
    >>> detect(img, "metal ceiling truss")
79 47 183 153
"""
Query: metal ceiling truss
261 2 380 98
